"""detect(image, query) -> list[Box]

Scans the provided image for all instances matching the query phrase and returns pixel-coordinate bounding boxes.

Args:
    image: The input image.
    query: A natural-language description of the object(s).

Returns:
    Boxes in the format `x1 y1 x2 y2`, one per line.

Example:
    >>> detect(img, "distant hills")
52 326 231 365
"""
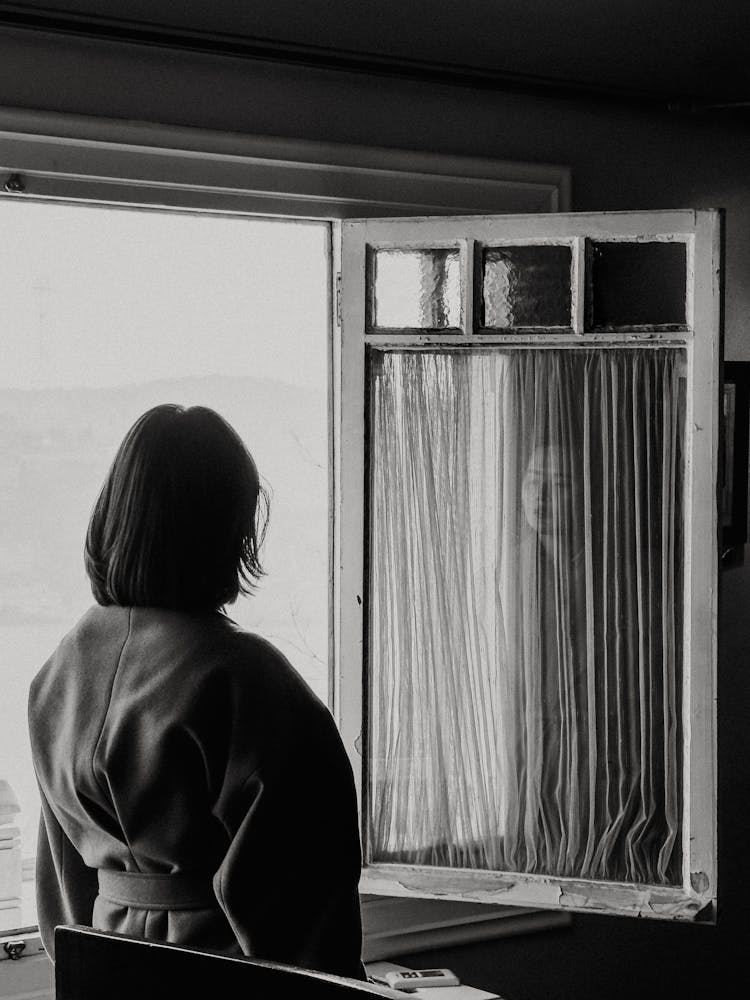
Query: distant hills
0 374 328 635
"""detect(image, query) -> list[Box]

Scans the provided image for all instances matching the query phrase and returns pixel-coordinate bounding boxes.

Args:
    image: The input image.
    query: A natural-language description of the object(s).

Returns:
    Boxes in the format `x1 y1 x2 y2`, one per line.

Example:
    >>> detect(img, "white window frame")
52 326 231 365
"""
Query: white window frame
338 210 719 923
0 109 571 988
0 108 569 219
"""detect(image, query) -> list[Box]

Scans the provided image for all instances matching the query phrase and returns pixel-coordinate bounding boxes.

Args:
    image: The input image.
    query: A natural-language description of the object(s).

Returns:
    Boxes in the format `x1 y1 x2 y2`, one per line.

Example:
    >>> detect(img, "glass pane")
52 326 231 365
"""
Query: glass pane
482 245 572 329
368 347 685 885
0 202 329 931
588 240 687 329
722 382 736 528
370 248 462 329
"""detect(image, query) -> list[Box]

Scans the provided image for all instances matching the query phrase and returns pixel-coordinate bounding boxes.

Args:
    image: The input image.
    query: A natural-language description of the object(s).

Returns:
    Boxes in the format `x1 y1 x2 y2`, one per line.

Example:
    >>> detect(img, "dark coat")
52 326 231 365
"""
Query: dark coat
28 605 364 979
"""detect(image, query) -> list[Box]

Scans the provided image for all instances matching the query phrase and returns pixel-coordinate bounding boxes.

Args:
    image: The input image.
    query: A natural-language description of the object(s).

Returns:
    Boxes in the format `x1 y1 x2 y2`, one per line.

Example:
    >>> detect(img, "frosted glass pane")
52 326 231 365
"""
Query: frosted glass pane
587 240 687 329
370 248 462 329
482 245 572 329
0 201 329 932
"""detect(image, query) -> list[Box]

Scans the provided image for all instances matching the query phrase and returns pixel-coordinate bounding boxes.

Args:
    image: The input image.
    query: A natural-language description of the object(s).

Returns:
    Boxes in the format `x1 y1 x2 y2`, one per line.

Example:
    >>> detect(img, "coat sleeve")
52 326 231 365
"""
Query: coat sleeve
35 792 99 961
213 700 365 980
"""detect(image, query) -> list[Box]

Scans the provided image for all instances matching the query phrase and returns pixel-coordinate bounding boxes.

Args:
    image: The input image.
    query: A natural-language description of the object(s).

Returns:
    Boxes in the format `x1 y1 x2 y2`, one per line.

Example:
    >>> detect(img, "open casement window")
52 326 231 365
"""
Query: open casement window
336 210 720 922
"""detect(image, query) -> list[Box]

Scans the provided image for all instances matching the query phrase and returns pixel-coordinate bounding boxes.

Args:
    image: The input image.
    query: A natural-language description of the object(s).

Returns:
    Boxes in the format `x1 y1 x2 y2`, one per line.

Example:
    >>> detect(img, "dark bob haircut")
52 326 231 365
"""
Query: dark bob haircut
85 404 269 612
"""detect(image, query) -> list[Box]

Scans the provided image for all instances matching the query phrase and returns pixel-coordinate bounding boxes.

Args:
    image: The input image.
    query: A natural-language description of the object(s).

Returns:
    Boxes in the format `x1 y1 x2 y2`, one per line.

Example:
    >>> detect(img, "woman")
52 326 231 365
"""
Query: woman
28 404 364 978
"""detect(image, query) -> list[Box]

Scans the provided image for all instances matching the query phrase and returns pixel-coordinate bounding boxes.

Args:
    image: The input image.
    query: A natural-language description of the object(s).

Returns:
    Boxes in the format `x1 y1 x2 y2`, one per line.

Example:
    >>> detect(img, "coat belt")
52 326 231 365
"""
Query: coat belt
97 869 217 910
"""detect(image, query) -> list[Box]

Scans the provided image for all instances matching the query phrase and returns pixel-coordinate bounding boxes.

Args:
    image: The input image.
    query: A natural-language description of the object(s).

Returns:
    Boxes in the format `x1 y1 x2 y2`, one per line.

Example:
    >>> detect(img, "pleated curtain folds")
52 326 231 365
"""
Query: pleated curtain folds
368 347 685 886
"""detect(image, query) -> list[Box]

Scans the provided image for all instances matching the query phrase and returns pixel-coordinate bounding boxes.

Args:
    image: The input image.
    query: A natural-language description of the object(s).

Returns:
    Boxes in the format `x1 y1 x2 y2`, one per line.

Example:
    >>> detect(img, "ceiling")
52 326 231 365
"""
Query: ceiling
0 0 748 109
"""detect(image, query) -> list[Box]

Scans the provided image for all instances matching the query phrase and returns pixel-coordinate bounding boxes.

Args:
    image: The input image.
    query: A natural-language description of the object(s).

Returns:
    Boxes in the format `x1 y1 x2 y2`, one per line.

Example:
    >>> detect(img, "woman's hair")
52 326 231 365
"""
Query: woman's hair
85 404 269 612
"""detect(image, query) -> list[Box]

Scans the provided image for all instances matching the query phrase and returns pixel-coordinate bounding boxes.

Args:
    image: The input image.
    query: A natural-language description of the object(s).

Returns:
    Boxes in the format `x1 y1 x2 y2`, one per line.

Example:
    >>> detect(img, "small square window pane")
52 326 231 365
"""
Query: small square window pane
482 245 572 330
587 241 687 329
370 248 462 330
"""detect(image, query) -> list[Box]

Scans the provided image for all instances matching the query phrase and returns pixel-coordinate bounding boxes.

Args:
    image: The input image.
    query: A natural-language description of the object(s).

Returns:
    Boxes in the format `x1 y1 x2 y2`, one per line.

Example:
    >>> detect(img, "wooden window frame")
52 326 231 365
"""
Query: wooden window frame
337 210 720 923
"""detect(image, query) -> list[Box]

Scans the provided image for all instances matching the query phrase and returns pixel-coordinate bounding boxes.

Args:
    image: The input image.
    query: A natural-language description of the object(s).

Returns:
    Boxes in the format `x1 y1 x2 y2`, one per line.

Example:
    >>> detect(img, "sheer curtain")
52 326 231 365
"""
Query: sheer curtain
368 348 685 885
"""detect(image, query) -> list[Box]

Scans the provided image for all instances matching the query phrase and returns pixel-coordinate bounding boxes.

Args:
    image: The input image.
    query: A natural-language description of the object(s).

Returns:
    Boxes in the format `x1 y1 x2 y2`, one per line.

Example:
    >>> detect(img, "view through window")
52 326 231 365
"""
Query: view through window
0 200 330 930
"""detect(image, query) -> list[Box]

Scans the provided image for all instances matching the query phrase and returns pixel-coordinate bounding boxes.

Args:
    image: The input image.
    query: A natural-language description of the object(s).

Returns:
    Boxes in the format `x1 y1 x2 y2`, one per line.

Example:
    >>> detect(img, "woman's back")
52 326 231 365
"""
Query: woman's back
30 606 363 976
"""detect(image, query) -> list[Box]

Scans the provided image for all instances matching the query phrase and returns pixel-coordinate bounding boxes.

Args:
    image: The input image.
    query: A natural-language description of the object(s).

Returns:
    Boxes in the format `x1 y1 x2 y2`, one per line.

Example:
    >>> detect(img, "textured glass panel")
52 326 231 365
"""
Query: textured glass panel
371 248 462 329
482 245 572 329
368 348 686 884
588 240 687 329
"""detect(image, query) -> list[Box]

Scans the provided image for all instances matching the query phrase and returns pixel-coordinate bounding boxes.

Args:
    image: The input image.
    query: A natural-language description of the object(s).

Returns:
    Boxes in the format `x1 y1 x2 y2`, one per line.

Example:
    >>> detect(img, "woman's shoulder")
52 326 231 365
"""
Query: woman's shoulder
29 604 130 697
184 617 337 757
212 617 325 708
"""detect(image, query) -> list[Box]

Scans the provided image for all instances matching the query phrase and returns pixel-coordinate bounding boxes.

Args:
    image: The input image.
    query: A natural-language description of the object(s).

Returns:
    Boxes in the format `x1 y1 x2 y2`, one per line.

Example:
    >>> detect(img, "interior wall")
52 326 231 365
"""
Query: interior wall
1 24 747 1000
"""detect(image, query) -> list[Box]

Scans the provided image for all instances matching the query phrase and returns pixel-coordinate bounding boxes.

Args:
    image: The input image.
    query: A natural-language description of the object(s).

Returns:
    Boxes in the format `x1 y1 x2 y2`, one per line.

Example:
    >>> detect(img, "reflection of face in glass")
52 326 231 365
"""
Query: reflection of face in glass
521 445 576 539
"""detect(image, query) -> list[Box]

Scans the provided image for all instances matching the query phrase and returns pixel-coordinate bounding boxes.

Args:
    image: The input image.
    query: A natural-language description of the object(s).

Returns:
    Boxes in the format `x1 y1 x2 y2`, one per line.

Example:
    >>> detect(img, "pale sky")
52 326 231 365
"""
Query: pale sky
0 200 329 390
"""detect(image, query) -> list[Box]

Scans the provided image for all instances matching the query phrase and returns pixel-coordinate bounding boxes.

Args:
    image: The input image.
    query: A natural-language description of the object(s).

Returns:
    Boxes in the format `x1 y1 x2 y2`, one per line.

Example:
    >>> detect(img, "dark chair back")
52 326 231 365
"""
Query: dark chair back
55 925 390 1000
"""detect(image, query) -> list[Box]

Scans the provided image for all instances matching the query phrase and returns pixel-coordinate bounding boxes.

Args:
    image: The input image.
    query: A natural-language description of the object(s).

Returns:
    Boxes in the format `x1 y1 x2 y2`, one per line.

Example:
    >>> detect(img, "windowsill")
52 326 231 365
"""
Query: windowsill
360 895 571 962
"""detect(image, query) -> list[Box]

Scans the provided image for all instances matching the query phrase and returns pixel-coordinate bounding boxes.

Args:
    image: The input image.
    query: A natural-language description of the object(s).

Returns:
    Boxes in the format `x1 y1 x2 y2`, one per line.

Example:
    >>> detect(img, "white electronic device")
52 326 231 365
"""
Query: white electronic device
373 968 461 992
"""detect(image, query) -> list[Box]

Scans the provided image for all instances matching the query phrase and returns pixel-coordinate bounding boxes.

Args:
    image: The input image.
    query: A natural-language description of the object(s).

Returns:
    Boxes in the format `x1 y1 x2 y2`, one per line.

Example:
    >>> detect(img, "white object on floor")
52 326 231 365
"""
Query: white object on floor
366 961 503 1000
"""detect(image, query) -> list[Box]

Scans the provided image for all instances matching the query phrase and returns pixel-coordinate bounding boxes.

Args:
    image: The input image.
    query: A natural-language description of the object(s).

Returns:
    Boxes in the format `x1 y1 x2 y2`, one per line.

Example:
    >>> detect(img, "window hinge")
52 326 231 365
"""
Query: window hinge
3 939 26 961
3 173 25 194
336 272 342 327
